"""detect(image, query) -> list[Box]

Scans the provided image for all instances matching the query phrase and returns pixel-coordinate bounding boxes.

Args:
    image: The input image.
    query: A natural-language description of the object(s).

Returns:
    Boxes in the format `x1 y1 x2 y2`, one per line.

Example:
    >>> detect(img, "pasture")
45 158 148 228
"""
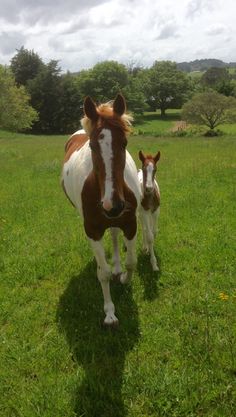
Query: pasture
0 128 236 417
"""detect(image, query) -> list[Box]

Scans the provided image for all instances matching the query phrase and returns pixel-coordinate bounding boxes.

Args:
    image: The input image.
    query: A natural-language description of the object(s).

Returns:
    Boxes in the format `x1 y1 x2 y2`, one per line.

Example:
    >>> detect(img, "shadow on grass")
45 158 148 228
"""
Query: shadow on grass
137 252 161 301
136 112 181 125
57 261 140 417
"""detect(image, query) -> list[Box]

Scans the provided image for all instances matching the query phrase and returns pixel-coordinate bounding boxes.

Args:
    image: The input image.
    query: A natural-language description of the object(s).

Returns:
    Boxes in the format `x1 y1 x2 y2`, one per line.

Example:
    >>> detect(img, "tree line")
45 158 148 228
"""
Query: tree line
1 46 236 134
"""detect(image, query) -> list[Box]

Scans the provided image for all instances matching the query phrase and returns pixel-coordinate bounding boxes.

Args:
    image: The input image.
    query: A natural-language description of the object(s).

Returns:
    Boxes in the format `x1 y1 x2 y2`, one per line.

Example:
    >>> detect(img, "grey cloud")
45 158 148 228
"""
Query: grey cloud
0 31 26 55
156 23 179 40
0 0 110 24
186 0 214 18
205 25 226 36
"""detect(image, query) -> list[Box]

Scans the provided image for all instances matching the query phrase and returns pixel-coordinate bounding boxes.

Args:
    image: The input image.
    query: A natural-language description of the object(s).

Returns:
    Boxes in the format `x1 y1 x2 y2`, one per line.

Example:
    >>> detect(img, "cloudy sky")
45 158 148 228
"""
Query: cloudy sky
0 0 235 72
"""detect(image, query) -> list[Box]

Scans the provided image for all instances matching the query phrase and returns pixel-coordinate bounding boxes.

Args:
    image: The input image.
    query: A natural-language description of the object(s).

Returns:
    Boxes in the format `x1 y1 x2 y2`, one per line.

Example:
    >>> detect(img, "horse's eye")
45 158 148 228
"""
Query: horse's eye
99 134 104 140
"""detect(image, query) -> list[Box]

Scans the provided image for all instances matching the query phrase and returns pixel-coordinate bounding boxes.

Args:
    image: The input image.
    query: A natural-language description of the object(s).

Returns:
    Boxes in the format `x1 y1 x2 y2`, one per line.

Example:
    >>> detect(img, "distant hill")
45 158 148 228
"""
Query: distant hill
177 59 236 72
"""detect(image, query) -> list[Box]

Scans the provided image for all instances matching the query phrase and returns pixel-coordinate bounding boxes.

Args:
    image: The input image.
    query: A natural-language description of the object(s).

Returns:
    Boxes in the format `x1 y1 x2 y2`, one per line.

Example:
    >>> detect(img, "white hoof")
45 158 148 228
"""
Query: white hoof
120 272 128 284
152 264 159 272
103 313 119 327
120 269 133 284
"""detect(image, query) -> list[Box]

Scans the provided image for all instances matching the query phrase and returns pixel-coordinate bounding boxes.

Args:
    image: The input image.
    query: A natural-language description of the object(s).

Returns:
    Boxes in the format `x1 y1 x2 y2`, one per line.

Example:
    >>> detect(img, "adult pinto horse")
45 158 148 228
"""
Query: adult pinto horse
62 94 141 326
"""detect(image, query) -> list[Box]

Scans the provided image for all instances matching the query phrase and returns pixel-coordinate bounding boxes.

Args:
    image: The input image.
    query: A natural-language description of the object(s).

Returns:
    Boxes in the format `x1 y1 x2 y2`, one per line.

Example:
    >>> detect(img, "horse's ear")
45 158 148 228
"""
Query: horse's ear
113 94 126 116
154 151 161 163
139 150 145 163
84 96 98 121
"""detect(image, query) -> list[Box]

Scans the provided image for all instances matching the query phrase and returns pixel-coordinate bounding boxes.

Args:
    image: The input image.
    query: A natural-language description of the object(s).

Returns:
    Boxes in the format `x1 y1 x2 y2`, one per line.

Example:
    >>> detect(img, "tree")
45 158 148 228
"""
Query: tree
200 67 235 96
201 67 229 88
10 46 44 86
57 72 84 133
147 61 191 116
76 61 129 103
0 65 38 131
27 60 63 133
182 91 236 134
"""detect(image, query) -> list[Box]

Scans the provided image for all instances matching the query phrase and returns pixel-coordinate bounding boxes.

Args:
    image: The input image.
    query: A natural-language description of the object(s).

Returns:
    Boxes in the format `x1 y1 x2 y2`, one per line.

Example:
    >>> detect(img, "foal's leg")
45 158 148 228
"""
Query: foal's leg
89 238 119 326
120 236 137 284
110 228 122 279
141 211 159 271
152 207 160 238
149 211 159 272
139 209 149 252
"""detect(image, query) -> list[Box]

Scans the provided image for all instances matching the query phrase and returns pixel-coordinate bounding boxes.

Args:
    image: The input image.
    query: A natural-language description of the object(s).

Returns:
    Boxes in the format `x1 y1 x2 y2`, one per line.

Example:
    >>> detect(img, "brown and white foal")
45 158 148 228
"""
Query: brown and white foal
138 150 161 271
62 94 141 326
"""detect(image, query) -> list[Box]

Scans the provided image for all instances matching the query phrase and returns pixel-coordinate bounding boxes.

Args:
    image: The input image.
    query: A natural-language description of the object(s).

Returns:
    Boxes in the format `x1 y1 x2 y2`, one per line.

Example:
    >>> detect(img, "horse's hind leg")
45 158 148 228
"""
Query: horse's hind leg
110 228 122 280
89 238 119 326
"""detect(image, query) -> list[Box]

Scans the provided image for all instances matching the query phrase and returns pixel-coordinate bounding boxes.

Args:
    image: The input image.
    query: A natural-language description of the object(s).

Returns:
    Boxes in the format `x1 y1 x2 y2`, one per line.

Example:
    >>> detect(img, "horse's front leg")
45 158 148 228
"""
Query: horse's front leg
111 227 124 281
120 235 137 284
89 238 119 326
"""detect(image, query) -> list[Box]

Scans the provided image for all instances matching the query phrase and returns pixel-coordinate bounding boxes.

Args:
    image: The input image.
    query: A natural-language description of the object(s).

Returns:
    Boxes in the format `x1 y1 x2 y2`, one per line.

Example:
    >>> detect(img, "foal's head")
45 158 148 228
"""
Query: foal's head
82 94 132 218
139 150 160 194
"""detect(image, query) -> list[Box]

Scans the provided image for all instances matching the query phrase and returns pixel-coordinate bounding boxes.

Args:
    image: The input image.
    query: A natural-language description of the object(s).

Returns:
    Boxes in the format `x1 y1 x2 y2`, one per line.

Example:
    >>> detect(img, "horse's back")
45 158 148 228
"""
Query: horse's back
64 130 88 162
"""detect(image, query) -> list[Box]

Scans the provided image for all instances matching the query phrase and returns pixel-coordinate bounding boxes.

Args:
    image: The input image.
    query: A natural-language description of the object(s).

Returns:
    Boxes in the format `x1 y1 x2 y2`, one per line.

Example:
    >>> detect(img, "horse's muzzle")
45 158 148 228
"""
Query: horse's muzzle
103 200 125 218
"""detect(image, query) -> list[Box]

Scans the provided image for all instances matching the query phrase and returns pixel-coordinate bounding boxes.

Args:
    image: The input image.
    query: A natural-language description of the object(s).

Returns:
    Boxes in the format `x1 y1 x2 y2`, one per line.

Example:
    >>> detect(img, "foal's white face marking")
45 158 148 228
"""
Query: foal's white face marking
99 128 114 210
146 162 155 190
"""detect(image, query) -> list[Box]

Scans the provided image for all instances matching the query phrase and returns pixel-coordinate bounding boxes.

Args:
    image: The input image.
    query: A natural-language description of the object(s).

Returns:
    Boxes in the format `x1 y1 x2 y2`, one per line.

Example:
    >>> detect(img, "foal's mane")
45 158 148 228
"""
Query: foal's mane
81 102 133 136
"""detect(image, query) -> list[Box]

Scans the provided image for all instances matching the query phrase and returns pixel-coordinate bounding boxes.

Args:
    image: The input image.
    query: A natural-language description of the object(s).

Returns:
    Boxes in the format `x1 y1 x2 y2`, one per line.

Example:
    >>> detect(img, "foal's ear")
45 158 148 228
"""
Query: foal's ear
84 96 98 121
154 151 161 163
139 150 145 163
113 94 126 116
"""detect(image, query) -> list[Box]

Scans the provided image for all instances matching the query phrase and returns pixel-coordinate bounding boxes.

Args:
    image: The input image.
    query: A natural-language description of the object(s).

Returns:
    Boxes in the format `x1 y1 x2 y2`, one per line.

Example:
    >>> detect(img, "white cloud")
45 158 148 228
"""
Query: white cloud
0 0 235 71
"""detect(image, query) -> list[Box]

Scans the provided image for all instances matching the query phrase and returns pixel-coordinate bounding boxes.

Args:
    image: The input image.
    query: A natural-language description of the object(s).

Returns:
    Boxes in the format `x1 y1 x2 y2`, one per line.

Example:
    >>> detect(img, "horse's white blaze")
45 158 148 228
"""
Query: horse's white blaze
146 162 154 189
99 129 114 210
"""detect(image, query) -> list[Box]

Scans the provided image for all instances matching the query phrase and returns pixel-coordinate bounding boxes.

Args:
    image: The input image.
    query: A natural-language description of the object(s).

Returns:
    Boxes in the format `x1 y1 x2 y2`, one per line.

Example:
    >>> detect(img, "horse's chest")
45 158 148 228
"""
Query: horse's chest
141 190 160 212
81 177 137 240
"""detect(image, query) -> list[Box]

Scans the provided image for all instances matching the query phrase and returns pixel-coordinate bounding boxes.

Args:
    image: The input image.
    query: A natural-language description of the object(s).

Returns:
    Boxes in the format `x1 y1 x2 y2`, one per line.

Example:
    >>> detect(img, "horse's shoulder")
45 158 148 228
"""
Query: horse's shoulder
64 131 89 162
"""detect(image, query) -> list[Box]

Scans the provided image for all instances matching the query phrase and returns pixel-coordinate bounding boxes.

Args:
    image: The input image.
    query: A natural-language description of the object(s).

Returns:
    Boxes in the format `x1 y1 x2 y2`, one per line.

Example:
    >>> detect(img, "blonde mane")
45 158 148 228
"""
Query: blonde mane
81 101 133 136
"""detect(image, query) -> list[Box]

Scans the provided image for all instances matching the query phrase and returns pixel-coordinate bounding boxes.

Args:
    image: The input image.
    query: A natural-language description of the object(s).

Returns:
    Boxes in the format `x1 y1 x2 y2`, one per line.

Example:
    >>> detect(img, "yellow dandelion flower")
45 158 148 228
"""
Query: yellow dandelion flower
219 292 229 301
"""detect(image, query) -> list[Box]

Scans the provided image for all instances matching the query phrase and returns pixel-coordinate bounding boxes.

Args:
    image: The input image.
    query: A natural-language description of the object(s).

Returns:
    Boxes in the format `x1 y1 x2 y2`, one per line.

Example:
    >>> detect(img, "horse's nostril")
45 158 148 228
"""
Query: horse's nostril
103 201 125 218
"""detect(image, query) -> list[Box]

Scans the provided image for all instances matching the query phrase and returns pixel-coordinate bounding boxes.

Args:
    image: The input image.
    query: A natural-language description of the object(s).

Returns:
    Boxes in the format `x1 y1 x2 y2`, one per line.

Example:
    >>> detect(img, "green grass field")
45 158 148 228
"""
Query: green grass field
0 129 236 417
133 110 236 137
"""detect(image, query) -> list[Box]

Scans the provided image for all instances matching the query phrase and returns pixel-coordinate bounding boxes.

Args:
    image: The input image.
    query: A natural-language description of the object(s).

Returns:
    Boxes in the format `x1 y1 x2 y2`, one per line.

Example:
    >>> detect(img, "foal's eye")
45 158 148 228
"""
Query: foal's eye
99 133 104 139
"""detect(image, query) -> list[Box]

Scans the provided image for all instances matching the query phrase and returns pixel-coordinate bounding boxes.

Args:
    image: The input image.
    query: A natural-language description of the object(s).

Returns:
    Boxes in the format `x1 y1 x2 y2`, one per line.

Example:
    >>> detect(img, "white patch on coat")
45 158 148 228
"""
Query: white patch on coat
124 152 142 205
62 141 92 217
71 129 85 136
99 129 114 208
146 162 154 188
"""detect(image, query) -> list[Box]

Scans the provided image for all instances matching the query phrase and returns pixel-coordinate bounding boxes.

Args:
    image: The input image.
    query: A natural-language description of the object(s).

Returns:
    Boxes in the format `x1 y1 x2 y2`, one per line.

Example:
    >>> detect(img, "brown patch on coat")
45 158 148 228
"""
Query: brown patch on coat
141 187 160 212
81 172 137 241
64 133 88 162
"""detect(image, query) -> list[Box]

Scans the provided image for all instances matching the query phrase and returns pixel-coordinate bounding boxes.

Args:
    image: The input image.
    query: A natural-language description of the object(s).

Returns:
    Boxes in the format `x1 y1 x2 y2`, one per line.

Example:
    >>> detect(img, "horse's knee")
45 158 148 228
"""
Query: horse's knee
147 230 154 245
97 265 111 282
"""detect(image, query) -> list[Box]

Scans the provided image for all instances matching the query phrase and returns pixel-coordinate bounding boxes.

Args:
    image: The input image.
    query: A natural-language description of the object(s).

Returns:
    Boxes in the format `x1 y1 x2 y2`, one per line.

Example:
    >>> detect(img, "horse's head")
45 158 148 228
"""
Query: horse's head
139 150 160 194
82 94 132 218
